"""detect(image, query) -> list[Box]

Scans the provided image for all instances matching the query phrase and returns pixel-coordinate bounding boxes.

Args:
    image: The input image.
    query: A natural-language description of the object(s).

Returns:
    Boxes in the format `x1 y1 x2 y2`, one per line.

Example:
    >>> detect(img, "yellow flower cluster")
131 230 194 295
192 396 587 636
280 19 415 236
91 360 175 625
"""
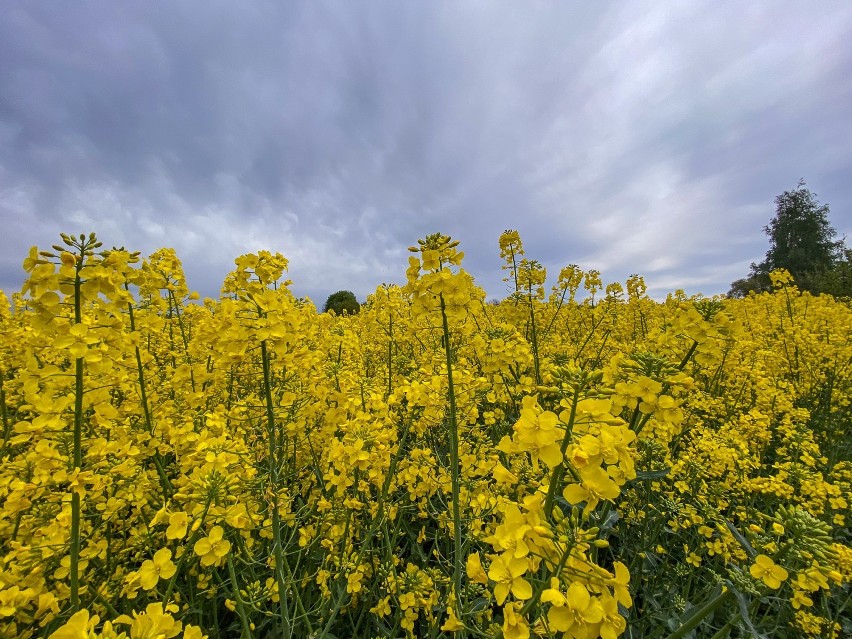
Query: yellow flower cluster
0 231 847 638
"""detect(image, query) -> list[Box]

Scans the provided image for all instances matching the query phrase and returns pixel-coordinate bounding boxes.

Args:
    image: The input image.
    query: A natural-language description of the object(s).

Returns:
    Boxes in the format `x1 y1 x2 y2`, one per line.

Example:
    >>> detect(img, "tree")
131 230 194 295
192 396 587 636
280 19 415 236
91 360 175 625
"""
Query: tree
323 290 360 315
730 180 845 296
728 274 768 298
812 247 852 299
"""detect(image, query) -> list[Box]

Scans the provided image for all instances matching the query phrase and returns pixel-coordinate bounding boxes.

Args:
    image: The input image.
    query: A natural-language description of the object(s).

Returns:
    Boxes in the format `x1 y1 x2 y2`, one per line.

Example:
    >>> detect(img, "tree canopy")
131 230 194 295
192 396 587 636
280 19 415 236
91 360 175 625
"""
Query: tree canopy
323 290 360 315
730 180 847 297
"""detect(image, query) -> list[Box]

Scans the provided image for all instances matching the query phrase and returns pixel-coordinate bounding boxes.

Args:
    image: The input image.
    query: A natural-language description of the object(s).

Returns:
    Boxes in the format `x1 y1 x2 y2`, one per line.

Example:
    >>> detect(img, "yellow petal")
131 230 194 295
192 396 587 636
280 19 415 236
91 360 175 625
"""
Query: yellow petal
494 582 510 606
563 483 589 504
539 443 564 469
512 577 533 600
68 342 88 358
566 582 590 610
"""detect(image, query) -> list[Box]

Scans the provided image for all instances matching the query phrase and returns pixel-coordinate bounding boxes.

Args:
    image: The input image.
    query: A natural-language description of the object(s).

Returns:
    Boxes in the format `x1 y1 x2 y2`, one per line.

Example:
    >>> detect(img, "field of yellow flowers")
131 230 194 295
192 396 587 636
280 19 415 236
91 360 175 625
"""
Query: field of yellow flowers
0 231 849 639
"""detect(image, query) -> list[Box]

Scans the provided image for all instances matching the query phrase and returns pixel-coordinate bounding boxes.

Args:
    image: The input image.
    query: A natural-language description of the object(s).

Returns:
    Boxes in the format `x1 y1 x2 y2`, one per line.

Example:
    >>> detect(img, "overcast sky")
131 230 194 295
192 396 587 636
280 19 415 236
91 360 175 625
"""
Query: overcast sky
1 1 850 304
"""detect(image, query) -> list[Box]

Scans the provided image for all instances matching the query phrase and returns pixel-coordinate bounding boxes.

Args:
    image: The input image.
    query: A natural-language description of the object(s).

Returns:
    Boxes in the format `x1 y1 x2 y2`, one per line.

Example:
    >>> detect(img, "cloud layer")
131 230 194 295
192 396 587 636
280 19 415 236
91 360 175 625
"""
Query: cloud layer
2 1 850 303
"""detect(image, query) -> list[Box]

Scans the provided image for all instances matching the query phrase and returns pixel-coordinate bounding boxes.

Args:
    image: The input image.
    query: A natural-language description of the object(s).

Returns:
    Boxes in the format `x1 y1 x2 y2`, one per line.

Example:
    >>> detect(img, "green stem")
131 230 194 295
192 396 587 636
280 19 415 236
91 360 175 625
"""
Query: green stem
528 289 541 385
69 247 84 612
543 385 581 517
386 315 394 398
167 289 196 393
510 248 521 299
664 588 734 639
261 340 292 637
227 554 254 639
678 340 699 371
542 287 569 337
708 617 736 639
0 370 10 458
439 293 464 615
126 288 173 500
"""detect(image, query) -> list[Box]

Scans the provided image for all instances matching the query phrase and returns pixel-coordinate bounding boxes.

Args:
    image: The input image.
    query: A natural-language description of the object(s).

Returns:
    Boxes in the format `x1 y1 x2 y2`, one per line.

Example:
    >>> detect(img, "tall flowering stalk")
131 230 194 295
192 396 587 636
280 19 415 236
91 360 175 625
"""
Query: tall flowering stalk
220 250 303 635
19 233 136 614
498 231 547 385
405 233 478 620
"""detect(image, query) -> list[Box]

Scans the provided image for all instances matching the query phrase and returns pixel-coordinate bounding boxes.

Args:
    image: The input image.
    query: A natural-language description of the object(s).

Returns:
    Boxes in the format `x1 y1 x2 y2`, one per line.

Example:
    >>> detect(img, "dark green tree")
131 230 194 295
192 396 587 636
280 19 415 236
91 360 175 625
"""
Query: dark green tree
728 273 768 298
730 180 845 296
812 247 852 299
323 290 360 315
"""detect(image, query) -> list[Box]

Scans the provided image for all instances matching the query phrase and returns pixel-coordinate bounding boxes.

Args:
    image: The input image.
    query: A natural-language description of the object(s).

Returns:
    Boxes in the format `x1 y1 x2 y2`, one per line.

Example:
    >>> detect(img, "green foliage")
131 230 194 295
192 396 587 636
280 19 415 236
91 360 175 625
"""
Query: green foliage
323 290 360 315
808 248 852 299
761 180 842 278
728 274 768 298
730 180 847 296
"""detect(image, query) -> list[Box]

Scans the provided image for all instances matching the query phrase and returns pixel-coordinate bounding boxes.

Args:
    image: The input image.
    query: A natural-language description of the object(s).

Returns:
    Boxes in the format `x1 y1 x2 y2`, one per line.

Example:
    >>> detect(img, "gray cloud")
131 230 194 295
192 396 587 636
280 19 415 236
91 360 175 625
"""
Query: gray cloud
1 1 850 304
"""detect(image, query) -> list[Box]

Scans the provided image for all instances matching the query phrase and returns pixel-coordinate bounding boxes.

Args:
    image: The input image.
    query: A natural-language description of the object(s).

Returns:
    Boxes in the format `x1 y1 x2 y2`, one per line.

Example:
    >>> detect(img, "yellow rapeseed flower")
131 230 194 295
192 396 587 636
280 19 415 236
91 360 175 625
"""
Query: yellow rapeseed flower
166 512 189 540
488 554 532 605
466 552 489 584
440 605 465 632
138 548 177 590
501 602 530 639
750 554 788 589
194 526 231 567
47 609 95 639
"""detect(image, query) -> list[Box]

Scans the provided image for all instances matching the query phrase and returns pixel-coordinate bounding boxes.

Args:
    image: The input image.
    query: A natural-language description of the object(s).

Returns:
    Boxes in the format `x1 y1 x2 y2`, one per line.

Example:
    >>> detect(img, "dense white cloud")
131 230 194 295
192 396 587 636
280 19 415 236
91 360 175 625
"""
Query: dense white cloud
1 1 850 303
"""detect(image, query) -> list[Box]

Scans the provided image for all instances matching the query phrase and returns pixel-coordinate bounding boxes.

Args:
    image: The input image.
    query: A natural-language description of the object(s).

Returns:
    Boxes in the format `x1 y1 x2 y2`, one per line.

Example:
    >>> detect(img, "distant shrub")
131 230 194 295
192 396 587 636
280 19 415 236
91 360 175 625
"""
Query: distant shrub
323 290 360 315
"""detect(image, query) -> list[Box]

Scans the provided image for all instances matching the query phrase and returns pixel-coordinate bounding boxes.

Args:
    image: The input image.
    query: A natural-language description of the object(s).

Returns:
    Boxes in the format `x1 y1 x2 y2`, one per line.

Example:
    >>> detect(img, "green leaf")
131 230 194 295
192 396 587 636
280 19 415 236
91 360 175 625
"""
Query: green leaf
635 468 670 480
724 519 757 560
729 581 768 639
663 585 735 639
469 597 490 613
642 551 661 573
599 508 620 533
677 586 720 625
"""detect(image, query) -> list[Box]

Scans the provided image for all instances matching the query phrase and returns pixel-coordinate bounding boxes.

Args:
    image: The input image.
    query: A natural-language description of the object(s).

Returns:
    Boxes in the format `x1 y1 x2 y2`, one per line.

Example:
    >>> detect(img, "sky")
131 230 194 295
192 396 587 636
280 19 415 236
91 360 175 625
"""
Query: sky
1 1 850 305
